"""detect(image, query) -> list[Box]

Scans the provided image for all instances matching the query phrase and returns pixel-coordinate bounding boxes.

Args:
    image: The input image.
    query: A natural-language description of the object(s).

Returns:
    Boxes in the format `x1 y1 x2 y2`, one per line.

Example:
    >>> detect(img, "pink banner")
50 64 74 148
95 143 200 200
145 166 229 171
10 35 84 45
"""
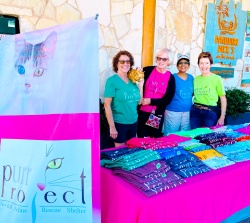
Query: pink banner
0 17 100 223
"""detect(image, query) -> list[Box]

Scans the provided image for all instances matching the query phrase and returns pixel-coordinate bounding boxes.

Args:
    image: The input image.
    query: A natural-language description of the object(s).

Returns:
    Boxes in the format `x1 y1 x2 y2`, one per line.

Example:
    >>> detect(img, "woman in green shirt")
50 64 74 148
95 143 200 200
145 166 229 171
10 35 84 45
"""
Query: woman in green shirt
190 52 227 129
104 51 143 147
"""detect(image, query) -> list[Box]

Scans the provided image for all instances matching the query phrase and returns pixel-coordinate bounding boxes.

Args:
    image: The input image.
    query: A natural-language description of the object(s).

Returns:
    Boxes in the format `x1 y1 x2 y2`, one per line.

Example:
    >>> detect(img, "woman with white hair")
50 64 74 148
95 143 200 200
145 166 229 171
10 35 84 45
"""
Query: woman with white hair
137 48 175 138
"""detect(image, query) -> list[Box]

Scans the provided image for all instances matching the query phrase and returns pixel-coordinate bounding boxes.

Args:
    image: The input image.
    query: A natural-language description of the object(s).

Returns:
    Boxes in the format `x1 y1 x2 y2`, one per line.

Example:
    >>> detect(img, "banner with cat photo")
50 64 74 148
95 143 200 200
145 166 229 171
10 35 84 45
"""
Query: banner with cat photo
0 18 99 115
0 18 100 223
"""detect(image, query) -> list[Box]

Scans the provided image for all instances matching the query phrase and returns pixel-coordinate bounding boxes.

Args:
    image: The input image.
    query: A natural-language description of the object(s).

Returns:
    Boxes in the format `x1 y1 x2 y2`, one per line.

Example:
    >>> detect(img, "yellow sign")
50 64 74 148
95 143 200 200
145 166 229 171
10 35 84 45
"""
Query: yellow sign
217 1 238 35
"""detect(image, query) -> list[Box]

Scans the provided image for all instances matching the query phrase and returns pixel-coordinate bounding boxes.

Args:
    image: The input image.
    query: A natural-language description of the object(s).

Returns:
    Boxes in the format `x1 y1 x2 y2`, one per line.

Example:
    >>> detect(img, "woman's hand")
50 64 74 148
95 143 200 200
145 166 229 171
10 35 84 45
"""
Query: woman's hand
137 78 144 105
104 98 118 139
142 98 151 105
109 126 118 139
217 116 225 125
139 98 143 105
138 78 144 88
217 116 225 126
135 67 143 72
217 95 227 126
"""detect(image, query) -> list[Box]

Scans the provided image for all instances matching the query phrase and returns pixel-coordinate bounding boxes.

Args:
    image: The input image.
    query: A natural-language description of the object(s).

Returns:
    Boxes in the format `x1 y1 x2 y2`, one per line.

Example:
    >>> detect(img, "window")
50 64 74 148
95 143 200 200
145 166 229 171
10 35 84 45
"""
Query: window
0 15 20 35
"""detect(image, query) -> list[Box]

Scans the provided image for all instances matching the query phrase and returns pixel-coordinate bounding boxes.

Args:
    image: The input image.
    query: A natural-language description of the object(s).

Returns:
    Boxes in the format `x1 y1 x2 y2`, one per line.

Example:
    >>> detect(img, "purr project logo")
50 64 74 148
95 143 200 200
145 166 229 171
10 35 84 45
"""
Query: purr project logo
0 139 92 223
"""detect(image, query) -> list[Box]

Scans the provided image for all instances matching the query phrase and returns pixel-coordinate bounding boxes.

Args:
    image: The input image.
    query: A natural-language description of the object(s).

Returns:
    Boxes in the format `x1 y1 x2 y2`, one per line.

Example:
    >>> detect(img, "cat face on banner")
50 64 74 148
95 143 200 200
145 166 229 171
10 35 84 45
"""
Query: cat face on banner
30 142 91 223
0 139 92 223
14 31 57 94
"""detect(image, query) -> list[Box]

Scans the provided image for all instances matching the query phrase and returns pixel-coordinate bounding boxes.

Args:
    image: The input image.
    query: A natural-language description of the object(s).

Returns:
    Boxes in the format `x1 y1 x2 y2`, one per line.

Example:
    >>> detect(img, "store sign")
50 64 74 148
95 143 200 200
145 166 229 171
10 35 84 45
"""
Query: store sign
204 0 247 65
210 67 234 78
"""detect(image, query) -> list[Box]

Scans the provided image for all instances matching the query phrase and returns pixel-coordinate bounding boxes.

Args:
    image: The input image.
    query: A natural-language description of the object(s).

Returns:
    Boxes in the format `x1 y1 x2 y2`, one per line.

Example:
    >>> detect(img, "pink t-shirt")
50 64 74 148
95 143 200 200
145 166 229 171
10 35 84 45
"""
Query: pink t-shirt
140 68 171 113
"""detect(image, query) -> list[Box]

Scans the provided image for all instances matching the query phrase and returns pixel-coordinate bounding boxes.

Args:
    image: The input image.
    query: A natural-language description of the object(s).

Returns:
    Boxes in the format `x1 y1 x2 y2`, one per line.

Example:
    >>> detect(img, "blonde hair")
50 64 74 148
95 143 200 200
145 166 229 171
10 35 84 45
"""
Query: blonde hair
155 48 174 66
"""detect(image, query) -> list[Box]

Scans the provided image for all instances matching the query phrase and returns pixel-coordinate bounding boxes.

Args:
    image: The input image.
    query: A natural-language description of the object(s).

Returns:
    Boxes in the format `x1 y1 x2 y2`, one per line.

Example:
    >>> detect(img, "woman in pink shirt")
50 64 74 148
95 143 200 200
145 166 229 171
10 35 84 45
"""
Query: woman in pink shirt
137 48 175 138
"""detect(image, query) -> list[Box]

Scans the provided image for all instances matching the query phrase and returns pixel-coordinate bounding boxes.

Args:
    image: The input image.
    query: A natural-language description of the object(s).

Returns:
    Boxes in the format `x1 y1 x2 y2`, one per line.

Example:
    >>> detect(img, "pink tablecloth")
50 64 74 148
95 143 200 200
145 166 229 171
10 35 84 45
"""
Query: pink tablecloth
101 161 250 223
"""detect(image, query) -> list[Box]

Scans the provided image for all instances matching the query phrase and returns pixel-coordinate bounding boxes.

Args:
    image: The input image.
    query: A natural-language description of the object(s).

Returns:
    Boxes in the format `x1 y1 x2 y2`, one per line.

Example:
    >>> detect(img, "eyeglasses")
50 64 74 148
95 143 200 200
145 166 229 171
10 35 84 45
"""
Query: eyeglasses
156 57 169 62
119 60 131 64
178 62 189 65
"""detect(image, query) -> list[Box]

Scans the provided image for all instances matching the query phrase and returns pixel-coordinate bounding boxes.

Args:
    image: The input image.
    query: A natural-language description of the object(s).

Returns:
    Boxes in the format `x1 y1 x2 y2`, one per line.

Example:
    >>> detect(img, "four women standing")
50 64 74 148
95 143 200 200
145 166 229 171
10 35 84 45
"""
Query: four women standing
104 50 227 146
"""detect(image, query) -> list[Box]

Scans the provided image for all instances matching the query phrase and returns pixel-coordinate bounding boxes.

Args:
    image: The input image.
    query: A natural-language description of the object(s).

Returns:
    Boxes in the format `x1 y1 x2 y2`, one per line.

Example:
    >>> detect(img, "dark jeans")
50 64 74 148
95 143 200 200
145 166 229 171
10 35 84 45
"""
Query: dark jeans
190 105 218 130
101 125 115 150
114 121 138 143
137 110 164 138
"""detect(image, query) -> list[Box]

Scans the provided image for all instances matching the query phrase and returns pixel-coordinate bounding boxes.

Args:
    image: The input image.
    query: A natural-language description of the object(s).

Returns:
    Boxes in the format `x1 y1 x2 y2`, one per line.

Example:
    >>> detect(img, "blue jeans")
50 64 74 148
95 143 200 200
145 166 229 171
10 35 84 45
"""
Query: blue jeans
190 105 218 129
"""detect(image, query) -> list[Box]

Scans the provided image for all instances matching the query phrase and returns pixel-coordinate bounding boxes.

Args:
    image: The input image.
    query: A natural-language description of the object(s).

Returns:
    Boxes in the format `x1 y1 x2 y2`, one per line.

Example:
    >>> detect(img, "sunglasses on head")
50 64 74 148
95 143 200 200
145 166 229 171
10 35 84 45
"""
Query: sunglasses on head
119 60 131 64
156 57 169 62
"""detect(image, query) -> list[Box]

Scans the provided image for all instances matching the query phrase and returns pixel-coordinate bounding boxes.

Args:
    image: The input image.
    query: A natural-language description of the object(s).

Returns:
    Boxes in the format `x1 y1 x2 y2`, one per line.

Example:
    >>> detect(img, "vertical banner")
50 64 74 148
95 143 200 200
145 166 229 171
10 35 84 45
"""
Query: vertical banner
241 41 250 86
204 0 247 66
246 11 250 41
242 12 250 86
0 18 99 115
0 18 100 223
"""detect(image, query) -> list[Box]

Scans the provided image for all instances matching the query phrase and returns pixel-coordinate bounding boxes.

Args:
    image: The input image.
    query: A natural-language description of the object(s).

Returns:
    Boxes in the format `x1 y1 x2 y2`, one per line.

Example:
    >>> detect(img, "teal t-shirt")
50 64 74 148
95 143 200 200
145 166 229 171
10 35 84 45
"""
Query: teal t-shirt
104 74 140 124
193 74 225 106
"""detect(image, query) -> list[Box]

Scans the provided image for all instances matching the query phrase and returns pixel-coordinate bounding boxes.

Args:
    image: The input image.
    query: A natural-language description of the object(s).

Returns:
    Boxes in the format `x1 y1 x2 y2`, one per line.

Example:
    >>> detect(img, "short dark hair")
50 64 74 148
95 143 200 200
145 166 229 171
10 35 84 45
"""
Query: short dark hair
198 52 213 65
112 50 134 72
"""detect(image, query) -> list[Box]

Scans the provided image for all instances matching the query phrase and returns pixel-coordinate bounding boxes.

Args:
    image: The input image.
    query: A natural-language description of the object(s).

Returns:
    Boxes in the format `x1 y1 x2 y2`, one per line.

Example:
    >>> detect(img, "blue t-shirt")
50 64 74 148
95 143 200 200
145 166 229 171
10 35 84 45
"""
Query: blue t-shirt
166 73 194 112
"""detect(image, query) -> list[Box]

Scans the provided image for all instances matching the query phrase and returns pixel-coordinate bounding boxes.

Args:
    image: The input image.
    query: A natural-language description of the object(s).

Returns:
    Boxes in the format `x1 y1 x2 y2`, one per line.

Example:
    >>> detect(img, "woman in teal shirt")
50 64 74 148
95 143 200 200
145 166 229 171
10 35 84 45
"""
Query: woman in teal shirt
104 51 143 147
